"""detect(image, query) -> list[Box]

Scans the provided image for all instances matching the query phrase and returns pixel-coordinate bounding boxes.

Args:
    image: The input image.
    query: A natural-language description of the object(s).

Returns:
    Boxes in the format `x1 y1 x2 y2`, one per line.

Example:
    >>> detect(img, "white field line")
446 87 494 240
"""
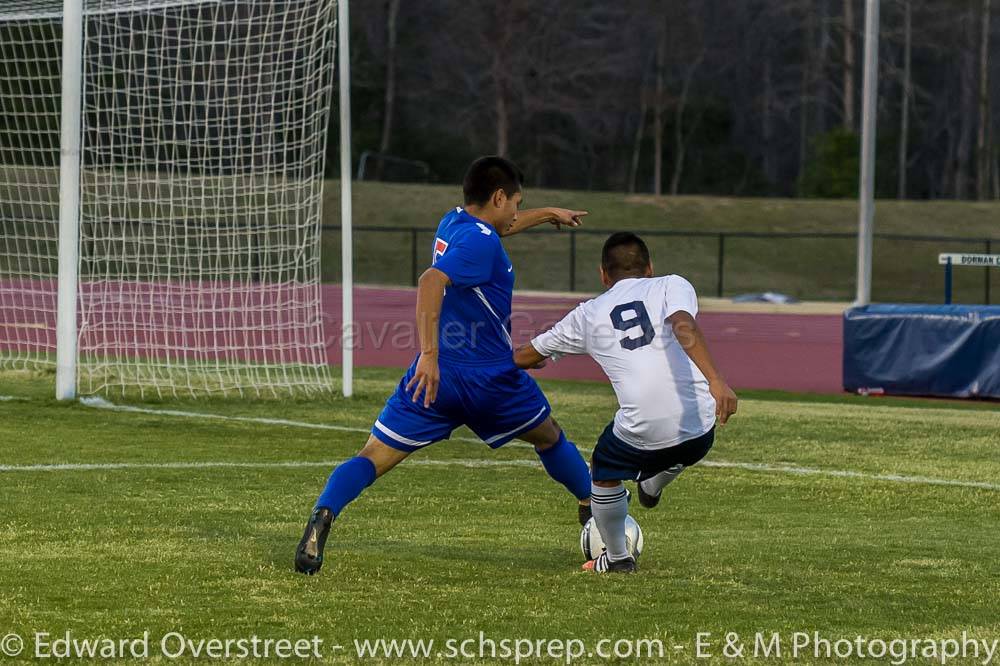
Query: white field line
2 457 997 492
698 460 1000 491
2 456 998 492
78 396 384 437
0 459 538 473
0 396 992 492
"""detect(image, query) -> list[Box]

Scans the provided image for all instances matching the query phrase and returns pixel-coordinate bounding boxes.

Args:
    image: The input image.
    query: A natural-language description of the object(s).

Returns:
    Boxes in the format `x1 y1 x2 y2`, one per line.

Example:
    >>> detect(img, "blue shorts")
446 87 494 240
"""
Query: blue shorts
591 422 715 482
372 358 551 453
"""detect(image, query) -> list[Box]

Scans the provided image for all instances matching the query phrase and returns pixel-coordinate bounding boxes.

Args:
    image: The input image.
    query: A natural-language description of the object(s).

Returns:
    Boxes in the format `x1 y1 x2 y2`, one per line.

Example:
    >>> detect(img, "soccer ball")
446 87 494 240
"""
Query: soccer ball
580 516 644 561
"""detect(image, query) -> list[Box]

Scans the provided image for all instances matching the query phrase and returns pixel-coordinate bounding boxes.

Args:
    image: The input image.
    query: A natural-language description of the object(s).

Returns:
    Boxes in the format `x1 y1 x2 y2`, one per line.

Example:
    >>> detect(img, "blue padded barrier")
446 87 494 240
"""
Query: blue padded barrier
843 304 1000 399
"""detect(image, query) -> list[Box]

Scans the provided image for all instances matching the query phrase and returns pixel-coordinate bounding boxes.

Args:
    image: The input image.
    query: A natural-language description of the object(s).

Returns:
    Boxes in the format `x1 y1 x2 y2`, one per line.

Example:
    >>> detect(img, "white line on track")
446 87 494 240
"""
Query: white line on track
1 396 994 492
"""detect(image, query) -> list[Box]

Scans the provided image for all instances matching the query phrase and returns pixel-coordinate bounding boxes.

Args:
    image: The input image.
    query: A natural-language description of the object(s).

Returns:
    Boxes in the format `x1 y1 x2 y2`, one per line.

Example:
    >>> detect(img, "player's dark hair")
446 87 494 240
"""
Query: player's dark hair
602 232 651 279
463 156 524 206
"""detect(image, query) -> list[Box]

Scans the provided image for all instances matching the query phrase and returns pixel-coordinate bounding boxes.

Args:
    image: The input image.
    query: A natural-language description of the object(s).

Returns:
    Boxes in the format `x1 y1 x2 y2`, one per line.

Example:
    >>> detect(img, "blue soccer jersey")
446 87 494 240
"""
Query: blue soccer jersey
371 207 552 452
430 206 515 364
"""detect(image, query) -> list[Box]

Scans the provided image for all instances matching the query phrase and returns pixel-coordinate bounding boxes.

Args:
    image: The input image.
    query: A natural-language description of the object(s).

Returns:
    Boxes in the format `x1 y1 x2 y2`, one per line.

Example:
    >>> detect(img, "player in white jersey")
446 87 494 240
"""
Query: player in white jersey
514 232 738 573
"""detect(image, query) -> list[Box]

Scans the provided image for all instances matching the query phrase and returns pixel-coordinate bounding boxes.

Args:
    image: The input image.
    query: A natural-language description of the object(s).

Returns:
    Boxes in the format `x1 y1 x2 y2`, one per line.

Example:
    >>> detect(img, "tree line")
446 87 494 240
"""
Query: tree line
344 0 999 200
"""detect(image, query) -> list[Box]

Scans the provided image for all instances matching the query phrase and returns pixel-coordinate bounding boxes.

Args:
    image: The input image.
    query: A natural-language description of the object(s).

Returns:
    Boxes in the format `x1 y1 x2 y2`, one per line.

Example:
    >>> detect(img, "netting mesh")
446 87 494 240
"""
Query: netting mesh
0 12 61 370
1 0 337 397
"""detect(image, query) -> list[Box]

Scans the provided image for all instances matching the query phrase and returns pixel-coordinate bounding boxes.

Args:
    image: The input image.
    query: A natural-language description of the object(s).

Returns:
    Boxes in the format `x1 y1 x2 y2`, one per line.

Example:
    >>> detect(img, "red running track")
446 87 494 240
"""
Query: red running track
325 286 844 394
0 281 842 393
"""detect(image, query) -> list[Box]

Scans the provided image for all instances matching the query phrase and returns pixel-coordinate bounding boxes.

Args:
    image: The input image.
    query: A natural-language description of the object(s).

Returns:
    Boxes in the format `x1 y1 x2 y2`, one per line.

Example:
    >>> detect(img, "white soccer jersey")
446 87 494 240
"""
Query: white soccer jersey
531 275 716 450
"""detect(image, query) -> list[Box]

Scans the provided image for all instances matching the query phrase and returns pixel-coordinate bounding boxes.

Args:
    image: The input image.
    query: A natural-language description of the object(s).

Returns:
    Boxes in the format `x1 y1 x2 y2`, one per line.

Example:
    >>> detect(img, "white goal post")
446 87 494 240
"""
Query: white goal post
1 0 353 399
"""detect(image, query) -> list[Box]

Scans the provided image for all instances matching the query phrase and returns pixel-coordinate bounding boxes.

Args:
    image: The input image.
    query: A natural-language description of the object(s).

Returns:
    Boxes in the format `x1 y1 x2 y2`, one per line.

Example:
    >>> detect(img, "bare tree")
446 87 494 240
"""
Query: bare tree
994 147 1000 199
346 0 1000 199
762 49 776 185
669 50 705 196
624 3 658 194
977 0 992 199
956 6 977 199
491 14 514 157
375 0 401 179
798 1 817 192
647 0 707 196
843 0 856 129
628 79 649 194
652 26 666 196
817 0 832 132
898 0 912 199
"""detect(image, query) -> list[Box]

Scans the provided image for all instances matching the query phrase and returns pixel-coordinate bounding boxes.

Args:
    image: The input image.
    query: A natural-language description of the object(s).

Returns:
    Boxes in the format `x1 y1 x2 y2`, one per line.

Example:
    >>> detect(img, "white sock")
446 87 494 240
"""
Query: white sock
591 482 630 561
639 464 685 497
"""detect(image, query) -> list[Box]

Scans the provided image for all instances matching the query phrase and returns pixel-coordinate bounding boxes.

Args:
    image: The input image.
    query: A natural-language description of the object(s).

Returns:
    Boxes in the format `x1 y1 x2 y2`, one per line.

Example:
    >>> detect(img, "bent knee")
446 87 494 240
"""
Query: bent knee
524 418 562 451
359 435 409 477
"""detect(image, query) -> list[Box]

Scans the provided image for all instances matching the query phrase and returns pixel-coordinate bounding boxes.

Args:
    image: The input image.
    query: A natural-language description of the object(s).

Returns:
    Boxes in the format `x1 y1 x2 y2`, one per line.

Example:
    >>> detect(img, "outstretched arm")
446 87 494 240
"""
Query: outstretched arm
501 207 588 237
514 304 586 369
514 342 548 369
406 267 450 408
668 310 738 425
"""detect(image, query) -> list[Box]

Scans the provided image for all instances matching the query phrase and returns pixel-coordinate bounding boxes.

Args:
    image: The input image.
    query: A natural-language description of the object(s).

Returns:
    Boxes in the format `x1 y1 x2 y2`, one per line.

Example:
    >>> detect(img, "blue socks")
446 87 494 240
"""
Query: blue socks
536 432 592 501
315 456 377 517
315 436 589 518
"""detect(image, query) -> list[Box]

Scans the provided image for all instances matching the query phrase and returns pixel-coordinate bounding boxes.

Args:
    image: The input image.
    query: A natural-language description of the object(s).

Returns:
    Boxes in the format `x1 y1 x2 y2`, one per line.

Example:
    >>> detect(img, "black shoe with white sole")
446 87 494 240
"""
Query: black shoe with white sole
583 551 637 573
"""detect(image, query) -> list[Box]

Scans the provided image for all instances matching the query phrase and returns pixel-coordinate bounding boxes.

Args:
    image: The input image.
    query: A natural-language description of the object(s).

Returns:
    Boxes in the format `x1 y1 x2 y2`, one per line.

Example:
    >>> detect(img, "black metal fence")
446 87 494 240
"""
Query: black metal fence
321 226 999 304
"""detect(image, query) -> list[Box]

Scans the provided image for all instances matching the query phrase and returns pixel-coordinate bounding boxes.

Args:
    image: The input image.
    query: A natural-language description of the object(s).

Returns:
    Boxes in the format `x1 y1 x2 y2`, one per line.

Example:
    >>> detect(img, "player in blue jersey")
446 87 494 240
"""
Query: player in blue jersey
295 156 593 575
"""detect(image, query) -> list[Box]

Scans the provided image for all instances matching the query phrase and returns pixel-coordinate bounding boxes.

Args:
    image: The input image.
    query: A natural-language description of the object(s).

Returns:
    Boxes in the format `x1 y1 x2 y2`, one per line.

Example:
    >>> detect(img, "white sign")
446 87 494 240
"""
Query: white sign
937 253 1000 267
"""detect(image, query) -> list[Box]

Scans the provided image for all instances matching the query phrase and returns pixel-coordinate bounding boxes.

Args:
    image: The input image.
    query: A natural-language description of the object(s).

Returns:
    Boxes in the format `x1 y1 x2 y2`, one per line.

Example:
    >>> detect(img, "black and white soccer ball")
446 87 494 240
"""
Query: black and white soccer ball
580 516 644 561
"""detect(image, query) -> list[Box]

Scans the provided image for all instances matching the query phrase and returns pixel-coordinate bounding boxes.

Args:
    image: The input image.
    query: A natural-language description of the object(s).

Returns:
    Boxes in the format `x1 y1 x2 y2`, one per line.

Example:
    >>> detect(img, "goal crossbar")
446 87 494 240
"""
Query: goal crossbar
0 0 224 23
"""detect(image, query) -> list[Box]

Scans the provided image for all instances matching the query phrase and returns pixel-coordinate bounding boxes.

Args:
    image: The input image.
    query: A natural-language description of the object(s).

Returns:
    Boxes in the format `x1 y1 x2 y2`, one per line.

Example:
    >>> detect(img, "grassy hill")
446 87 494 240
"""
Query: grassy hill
323 181 1000 302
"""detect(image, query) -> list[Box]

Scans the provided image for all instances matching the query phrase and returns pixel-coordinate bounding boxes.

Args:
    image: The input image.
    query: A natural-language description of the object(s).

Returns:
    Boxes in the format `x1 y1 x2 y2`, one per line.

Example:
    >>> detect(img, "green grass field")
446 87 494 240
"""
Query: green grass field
1 368 997 664
326 182 1000 302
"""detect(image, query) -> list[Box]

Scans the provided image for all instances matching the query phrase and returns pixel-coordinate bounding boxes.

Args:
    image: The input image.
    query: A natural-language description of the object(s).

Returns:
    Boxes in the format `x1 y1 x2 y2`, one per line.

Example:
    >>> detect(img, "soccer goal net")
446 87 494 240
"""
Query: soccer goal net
1 0 338 398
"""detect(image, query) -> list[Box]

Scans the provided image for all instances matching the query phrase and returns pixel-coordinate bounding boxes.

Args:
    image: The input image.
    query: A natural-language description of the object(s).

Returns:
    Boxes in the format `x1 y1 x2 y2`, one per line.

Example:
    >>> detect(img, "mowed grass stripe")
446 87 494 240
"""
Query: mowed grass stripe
47 392 1000 492
2 370 998 486
2 457 999 493
1 461 997 644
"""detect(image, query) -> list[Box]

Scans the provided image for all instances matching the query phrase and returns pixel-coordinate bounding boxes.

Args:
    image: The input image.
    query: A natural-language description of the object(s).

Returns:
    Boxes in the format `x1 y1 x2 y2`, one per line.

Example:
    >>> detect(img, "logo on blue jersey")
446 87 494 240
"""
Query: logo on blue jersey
433 237 449 264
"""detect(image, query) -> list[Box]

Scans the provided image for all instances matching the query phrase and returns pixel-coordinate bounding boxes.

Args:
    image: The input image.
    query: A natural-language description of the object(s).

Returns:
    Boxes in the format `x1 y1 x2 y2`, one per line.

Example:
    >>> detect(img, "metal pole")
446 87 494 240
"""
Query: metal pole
569 233 577 291
944 257 953 305
411 228 419 287
339 0 354 397
716 234 725 298
356 150 369 181
854 0 880 306
986 239 993 305
56 0 84 401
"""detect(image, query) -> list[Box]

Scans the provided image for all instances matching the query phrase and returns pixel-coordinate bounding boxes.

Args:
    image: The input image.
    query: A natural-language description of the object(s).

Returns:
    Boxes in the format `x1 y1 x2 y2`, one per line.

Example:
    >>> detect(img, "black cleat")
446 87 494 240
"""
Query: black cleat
636 479 661 509
294 507 333 575
583 552 637 573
